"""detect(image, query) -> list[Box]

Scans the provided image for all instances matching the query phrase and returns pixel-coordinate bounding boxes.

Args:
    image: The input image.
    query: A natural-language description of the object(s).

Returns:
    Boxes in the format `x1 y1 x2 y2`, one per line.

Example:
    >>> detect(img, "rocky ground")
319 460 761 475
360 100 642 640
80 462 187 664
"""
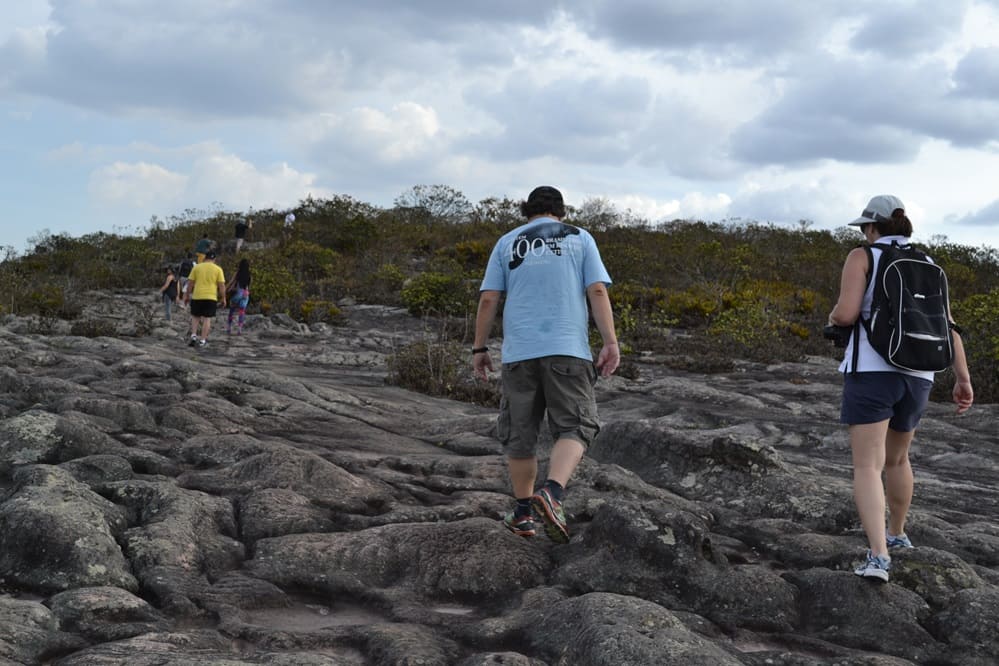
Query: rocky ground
0 291 996 665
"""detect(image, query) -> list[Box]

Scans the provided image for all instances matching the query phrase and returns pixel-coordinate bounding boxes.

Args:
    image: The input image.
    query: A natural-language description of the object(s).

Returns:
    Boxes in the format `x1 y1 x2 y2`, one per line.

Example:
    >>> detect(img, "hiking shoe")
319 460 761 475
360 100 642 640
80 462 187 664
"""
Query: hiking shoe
197 339 207 348
503 512 536 538
531 487 569 544
188 335 198 347
886 531 914 549
854 550 891 582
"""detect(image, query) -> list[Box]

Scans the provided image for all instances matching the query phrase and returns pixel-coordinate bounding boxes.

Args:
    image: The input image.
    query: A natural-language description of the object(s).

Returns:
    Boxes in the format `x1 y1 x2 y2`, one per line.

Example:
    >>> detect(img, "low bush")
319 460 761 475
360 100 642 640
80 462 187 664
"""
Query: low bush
299 300 344 325
386 339 500 407
70 319 119 338
401 272 476 317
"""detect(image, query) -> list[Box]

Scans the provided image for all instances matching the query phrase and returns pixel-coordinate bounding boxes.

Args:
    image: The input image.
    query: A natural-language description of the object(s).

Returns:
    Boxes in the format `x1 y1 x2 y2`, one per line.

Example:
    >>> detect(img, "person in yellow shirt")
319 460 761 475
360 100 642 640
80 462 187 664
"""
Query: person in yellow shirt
184 251 226 348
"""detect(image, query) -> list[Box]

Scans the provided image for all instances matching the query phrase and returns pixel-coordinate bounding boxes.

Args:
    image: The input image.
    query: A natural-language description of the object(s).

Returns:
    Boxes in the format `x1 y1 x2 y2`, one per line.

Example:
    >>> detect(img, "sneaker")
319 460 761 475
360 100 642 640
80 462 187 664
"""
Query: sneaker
188 335 198 347
531 487 569 544
197 339 207 348
886 531 914 549
503 512 536 538
854 550 891 582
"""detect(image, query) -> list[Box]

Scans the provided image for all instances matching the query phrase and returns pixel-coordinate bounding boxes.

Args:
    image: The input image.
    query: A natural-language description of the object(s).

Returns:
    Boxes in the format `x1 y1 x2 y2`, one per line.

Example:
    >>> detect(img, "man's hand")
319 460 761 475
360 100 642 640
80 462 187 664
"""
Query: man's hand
472 351 494 381
595 342 620 377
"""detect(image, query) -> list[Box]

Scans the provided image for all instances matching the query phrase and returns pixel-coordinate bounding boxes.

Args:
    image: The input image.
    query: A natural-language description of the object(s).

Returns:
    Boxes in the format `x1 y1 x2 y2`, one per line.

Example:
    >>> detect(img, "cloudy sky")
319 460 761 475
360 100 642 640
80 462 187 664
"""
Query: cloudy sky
2 1 999 253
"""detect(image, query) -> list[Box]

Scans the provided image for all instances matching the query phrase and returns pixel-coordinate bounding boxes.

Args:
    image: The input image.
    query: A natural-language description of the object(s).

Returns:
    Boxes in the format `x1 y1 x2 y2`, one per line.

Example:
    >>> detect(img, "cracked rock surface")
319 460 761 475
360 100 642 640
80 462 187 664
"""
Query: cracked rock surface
0 294 996 665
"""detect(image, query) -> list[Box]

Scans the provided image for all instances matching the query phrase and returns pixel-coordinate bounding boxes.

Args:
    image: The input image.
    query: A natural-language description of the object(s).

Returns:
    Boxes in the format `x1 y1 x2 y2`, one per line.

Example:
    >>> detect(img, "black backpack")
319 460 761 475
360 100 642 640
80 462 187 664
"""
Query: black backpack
179 259 194 278
857 241 956 372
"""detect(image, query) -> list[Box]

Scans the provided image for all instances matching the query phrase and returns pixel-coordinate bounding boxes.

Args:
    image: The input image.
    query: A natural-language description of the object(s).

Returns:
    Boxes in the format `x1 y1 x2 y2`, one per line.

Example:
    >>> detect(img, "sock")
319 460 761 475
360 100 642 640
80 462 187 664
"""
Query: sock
543 479 564 502
514 498 533 518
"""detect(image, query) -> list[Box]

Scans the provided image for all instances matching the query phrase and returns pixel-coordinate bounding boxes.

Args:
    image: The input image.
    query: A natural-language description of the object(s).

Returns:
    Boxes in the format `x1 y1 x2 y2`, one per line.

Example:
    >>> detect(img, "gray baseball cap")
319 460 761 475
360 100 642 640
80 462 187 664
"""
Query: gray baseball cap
848 194 905 226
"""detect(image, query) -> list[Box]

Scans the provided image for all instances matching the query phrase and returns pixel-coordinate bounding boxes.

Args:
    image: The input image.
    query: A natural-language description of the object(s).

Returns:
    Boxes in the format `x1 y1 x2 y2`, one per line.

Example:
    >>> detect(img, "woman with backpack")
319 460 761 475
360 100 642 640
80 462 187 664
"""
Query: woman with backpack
827 194 974 583
225 258 251 335
159 266 180 321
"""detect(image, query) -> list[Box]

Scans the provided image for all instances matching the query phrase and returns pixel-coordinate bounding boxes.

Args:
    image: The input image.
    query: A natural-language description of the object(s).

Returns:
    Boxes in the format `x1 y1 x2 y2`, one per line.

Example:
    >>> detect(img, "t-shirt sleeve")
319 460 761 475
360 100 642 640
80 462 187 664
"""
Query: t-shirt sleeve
582 232 612 287
479 240 506 292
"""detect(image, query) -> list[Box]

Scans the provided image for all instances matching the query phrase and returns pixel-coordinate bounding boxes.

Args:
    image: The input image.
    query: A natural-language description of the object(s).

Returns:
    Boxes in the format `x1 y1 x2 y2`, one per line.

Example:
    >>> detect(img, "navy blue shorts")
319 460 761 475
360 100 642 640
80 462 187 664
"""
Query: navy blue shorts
840 372 932 432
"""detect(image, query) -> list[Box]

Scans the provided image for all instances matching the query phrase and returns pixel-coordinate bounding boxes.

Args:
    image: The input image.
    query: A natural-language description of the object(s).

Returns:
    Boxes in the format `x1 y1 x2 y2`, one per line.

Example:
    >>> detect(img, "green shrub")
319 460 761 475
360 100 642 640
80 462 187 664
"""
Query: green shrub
299 300 344 324
25 284 65 317
242 252 302 312
280 241 340 283
949 289 999 403
360 263 407 305
401 272 476 317
708 302 806 363
435 240 492 271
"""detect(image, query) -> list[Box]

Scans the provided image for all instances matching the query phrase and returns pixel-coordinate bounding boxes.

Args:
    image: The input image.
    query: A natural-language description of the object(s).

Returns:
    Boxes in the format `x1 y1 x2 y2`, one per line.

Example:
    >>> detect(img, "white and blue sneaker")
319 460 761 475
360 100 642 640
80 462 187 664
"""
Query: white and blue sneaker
886 530 914 549
854 550 891 582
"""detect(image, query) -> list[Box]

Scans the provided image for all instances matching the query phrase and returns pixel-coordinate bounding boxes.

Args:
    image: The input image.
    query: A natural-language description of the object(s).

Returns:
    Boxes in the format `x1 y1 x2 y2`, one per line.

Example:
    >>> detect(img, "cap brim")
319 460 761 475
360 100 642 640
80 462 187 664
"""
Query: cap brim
847 217 871 226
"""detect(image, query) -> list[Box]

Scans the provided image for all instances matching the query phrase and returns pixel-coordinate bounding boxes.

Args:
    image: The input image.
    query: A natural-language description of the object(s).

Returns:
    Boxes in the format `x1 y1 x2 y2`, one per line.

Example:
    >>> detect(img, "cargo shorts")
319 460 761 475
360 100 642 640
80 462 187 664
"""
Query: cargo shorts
497 355 600 458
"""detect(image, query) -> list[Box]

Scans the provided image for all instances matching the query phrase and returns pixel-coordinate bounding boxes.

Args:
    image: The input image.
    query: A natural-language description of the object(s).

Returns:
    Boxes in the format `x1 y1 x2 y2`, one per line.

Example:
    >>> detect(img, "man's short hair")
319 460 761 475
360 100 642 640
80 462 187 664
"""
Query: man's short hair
520 186 566 219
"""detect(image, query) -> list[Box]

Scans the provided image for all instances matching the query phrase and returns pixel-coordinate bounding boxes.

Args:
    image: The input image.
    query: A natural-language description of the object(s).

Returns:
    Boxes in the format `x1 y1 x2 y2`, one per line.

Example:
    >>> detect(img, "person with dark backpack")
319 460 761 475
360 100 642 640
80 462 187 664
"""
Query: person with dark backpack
177 253 195 308
827 194 973 584
158 266 179 321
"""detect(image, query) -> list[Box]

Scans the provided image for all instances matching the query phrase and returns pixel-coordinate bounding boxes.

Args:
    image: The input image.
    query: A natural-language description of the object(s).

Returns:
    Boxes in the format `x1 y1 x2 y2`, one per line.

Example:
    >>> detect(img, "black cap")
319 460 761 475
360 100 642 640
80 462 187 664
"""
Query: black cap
205 250 217 260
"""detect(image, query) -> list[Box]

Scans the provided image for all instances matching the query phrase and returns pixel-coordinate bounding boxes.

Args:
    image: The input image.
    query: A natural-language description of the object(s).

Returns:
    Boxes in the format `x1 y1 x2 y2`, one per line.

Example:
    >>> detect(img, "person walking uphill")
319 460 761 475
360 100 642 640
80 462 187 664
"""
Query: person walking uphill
234 218 252 253
828 194 973 583
472 186 620 543
225 258 251 335
184 250 226 348
194 233 214 263
158 266 179 321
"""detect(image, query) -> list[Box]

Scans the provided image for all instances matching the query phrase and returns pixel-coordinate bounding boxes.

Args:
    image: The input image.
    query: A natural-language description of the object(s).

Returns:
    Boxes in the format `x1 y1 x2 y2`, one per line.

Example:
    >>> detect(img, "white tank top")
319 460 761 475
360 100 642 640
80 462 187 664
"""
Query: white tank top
838 236 936 381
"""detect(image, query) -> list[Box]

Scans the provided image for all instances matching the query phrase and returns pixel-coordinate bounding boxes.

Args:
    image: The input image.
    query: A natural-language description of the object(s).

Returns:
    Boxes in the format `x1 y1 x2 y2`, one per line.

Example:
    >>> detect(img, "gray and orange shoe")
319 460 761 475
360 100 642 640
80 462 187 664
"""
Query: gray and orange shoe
503 512 536 537
531 487 569 544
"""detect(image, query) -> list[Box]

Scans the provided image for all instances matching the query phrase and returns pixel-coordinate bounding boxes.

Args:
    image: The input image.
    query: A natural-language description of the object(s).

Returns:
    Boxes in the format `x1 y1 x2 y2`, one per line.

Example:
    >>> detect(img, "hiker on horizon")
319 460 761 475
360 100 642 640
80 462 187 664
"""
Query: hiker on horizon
283 213 295 242
828 194 973 583
195 233 214 263
234 218 252 253
472 185 620 544
184 250 226 348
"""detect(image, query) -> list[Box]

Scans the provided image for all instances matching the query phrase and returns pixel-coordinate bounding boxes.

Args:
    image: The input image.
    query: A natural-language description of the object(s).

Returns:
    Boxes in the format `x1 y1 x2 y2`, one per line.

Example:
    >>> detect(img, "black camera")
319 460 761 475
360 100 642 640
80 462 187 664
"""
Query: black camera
823 324 853 348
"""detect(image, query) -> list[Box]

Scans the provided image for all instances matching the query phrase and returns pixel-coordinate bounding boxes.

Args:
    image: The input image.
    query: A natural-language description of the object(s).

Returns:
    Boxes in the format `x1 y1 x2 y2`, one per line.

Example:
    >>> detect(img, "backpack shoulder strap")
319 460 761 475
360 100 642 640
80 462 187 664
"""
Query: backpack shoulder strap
862 244 875 292
848 244 875 376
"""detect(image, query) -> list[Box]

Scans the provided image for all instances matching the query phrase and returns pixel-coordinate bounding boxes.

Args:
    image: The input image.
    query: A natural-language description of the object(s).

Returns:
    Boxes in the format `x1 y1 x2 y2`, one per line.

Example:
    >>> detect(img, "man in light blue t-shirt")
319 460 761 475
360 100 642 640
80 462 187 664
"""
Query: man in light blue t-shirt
472 186 620 544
